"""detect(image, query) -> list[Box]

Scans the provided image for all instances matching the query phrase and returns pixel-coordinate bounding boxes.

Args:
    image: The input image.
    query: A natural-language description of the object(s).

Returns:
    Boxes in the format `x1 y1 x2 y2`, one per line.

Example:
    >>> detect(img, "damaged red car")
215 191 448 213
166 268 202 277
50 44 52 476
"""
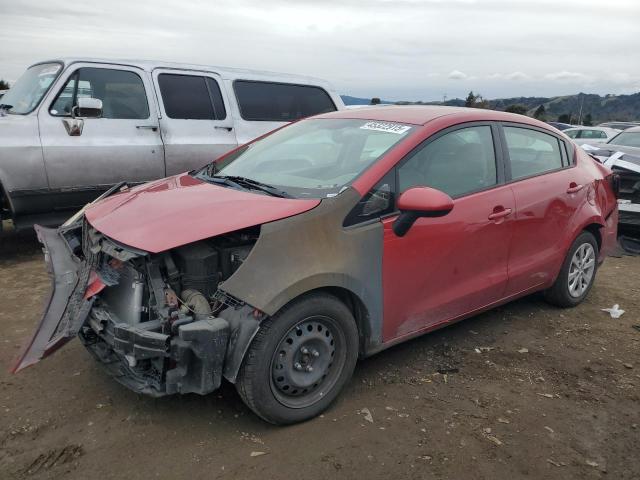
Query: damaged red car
12 106 618 424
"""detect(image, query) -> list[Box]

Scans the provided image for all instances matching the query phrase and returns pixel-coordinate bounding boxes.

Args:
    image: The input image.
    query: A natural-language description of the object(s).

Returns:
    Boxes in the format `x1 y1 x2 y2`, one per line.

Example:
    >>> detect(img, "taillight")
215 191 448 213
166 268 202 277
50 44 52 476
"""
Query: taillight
606 173 620 198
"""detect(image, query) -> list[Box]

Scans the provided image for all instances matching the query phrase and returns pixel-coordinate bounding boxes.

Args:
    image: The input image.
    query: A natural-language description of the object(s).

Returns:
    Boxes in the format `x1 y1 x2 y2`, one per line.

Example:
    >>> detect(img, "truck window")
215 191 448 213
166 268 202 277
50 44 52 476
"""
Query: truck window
50 68 149 119
157 74 227 120
233 80 336 122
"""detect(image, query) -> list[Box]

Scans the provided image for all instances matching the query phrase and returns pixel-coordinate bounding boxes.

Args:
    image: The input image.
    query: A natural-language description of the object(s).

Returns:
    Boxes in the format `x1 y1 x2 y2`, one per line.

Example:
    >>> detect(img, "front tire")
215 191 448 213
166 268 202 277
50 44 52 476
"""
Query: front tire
236 293 359 424
544 231 599 307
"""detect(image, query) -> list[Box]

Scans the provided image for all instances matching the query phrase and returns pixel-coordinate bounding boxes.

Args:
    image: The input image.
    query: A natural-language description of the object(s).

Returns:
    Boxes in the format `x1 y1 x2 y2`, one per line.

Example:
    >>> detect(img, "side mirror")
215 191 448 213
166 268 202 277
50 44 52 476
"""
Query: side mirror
72 97 103 119
393 187 454 237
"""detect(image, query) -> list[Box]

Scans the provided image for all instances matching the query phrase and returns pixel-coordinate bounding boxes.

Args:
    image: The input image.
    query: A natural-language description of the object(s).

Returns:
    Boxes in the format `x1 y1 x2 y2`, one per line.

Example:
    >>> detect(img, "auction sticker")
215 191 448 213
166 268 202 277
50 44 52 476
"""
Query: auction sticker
360 121 411 134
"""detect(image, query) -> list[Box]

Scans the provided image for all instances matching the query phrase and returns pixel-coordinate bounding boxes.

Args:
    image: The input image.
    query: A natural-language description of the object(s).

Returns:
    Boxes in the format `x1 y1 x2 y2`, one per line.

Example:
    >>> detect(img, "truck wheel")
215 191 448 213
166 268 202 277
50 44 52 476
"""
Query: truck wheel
544 231 599 308
236 293 358 424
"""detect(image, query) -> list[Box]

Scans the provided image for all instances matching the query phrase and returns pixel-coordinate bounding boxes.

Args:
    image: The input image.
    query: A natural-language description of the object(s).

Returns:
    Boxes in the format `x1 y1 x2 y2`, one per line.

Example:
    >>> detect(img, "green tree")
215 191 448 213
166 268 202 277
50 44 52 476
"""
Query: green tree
370 97 381 105
0 79 9 90
505 104 528 115
558 114 571 124
533 105 546 120
583 113 593 126
465 91 476 108
464 91 489 109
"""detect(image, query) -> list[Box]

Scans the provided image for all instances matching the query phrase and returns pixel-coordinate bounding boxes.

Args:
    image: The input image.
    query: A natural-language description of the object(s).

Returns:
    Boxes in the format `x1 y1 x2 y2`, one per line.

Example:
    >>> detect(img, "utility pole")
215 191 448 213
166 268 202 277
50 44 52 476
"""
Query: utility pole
578 94 584 125
442 93 447 104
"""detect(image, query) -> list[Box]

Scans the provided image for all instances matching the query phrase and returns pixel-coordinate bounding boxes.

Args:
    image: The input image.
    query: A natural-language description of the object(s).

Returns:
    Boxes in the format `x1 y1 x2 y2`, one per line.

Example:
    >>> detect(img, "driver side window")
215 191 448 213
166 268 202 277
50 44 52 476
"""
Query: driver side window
398 125 498 198
50 67 149 119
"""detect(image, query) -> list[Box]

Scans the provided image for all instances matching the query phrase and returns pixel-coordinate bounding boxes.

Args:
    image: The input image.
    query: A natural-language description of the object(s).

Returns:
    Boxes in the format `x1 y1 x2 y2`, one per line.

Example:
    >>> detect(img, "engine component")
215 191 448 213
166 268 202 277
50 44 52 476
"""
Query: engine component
166 317 230 395
100 263 145 325
173 242 220 298
181 288 213 320
218 244 254 280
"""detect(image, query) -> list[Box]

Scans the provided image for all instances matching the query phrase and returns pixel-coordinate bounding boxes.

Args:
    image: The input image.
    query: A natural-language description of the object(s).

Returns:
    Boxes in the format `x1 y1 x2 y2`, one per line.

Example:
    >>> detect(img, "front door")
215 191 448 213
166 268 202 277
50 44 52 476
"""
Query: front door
152 69 237 175
38 63 165 210
382 124 515 342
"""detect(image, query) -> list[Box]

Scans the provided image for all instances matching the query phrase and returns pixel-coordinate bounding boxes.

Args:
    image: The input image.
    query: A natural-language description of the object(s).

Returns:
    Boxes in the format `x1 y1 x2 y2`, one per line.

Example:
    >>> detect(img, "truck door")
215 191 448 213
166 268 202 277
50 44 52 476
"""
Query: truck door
38 64 165 209
152 69 237 175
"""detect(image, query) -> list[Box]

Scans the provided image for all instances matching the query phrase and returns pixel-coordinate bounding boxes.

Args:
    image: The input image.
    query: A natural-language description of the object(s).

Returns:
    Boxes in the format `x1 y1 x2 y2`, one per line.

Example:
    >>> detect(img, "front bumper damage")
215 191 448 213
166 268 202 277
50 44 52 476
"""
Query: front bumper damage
12 220 261 397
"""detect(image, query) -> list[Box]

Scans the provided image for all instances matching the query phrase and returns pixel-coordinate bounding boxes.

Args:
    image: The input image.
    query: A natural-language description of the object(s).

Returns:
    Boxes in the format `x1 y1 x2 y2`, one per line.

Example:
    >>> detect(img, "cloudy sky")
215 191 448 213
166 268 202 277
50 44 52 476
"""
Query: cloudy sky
0 0 638 101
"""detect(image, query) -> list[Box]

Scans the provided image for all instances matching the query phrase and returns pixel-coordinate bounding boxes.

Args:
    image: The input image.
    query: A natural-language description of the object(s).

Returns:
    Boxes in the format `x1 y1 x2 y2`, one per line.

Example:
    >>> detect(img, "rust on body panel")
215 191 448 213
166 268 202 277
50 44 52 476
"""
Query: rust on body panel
219 188 385 352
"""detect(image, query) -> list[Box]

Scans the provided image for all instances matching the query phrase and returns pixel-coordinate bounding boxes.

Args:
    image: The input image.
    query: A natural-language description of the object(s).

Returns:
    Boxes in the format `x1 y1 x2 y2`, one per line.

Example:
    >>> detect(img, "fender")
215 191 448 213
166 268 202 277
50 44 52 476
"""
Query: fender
219 188 386 358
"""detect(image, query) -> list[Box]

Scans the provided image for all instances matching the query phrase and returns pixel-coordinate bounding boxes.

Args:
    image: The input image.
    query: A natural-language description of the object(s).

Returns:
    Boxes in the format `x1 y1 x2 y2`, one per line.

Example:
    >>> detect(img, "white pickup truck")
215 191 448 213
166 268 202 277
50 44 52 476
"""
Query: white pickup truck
0 58 344 229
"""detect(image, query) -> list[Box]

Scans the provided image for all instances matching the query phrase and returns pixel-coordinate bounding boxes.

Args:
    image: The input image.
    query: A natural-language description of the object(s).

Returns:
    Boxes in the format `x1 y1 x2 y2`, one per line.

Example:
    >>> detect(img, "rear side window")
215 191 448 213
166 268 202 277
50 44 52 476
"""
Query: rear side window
504 127 564 180
234 80 336 121
158 74 226 120
50 67 149 119
398 125 498 198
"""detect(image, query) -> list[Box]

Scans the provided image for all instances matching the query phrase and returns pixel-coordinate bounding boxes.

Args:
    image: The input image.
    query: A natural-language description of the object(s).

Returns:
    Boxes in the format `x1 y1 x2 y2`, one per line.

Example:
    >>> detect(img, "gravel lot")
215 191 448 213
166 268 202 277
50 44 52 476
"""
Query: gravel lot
1 227 638 480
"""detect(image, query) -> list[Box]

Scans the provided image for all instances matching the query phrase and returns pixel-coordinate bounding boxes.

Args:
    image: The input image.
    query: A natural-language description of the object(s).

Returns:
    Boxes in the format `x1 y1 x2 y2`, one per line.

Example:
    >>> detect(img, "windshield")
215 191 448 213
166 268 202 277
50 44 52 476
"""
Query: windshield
608 131 640 148
1 63 62 114
196 118 414 198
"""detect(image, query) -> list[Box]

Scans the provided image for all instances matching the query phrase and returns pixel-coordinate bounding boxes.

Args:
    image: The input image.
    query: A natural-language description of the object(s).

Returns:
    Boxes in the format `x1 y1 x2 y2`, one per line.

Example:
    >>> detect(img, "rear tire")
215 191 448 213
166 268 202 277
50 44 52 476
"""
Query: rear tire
544 231 598 308
236 293 359 424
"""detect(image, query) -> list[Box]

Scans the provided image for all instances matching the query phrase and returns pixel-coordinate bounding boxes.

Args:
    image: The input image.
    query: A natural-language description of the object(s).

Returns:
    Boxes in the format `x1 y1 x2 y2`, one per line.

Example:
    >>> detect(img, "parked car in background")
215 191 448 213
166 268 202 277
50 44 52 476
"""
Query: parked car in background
605 126 640 149
14 106 618 424
547 121 574 131
563 126 620 145
0 58 344 230
597 121 640 131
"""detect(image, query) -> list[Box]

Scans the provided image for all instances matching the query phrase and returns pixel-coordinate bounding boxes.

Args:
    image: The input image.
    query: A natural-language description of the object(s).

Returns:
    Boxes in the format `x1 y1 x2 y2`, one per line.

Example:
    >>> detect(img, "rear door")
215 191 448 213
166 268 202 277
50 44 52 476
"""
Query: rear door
39 63 165 209
500 124 588 296
153 69 237 175
382 124 515 341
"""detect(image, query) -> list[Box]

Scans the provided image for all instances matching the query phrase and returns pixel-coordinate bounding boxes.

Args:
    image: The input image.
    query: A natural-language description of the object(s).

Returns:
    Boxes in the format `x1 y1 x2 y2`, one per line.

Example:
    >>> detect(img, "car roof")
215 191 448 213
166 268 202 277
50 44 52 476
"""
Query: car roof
621 126 640 133
314 105 552 128
31 57 335 89
565 126 619 133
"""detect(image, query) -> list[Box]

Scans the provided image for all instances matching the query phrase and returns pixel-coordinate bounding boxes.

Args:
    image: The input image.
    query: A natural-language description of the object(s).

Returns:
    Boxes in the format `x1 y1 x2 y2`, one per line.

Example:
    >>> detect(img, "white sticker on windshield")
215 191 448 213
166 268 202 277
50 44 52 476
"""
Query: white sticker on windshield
360 121 411 135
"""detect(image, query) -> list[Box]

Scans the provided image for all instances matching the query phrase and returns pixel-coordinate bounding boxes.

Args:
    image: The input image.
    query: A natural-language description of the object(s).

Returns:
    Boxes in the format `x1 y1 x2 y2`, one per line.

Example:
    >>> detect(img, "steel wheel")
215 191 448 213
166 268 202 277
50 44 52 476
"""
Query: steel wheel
270 315 346 409
568 242 596 298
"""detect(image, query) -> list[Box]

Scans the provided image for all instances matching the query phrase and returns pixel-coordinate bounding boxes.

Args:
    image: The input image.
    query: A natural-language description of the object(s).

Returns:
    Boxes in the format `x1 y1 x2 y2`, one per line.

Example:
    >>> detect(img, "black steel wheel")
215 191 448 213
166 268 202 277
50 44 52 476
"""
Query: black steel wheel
270 315 345 409
236 293 359 424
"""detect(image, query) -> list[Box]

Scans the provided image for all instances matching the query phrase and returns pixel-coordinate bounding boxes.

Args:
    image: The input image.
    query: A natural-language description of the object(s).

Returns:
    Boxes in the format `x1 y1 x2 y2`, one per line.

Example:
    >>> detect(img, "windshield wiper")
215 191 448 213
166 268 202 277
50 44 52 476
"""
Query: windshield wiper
201 175 244 191
215 176 293 198
0 104 13 111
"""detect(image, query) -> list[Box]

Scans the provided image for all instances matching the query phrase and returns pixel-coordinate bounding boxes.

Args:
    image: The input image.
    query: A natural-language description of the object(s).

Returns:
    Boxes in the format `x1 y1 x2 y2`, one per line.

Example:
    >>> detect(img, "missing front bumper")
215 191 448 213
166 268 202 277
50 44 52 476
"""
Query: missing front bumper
81 314 230 396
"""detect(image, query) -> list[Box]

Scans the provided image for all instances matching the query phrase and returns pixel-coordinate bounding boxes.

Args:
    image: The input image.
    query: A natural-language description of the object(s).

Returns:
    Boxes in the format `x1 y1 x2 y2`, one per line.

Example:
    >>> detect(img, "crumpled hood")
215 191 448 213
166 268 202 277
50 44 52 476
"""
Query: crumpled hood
85 174 320 252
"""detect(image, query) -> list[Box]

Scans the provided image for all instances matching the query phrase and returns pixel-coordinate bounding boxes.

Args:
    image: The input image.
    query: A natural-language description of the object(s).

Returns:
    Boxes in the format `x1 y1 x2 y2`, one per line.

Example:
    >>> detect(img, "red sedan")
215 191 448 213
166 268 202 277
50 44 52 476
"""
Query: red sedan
13 106 618 424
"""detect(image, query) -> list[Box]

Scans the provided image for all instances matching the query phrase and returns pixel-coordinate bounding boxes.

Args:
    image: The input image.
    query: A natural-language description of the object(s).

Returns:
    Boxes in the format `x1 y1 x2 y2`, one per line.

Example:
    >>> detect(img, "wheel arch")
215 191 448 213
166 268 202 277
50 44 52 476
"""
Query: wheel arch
582 222 603 251
298 285 372 358
222 282 375 384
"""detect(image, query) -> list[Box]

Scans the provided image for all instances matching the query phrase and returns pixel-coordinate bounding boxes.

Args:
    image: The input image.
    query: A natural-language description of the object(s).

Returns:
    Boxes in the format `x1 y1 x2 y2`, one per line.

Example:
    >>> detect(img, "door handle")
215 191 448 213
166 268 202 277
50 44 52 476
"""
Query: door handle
215 126 233 131
136 125 158 132
488 207 512 221
566 182 584 194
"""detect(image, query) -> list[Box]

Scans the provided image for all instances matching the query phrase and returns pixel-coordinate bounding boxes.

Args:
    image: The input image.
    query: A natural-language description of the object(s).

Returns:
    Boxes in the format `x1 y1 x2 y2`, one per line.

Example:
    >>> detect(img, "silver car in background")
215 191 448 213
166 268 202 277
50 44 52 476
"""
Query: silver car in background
563 126 620 145
0 58 344 229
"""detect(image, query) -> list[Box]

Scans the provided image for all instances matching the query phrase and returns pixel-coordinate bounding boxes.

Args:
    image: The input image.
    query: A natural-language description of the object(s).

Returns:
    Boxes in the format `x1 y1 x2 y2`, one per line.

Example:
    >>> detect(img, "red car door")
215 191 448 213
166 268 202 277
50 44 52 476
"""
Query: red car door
500 125 588 296
381 124 515 342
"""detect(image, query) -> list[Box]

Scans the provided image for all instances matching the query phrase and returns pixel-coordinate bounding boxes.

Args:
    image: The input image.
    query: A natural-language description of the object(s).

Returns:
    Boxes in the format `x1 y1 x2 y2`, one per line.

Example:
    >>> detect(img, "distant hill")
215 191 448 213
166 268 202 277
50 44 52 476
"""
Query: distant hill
343 92 640 123
341 95 393 105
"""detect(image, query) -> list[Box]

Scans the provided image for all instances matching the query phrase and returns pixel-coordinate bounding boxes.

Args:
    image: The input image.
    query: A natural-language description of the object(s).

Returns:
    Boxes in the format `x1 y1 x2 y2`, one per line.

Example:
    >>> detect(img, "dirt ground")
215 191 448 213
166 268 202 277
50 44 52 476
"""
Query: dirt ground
0 226 638 480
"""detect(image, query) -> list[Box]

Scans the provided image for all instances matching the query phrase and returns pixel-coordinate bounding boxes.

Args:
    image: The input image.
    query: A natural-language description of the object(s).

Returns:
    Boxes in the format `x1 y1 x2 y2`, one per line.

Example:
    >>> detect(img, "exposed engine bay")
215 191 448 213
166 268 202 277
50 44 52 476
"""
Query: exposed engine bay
61 220 262 396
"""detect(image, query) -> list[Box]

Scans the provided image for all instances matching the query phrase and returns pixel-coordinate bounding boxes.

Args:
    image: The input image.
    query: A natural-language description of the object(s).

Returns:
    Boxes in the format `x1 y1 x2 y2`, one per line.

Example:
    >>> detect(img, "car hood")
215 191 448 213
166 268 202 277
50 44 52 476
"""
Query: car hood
85 174 320 252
